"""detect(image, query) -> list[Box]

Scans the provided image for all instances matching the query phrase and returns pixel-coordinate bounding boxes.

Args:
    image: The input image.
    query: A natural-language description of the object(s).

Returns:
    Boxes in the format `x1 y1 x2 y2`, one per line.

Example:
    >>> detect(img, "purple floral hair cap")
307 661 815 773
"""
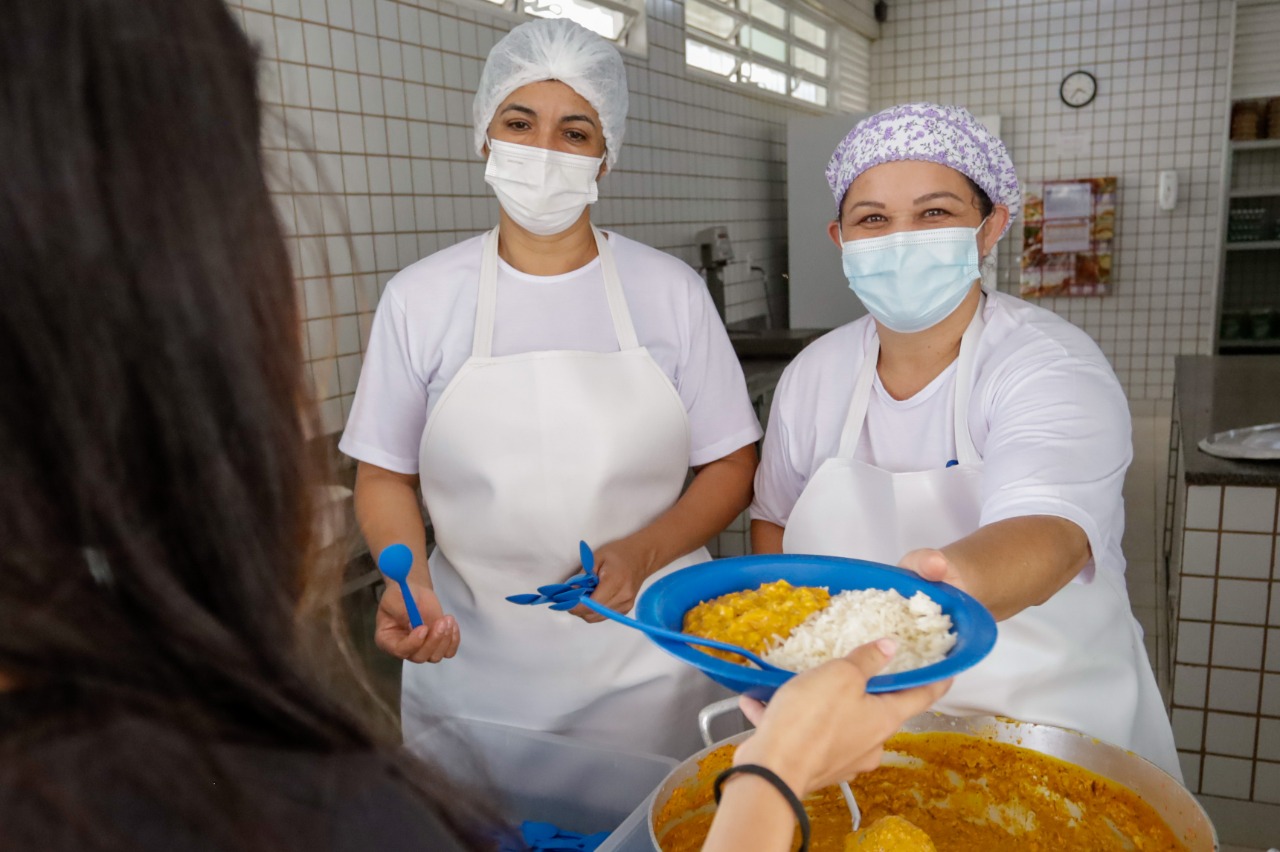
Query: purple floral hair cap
826 103 1020 238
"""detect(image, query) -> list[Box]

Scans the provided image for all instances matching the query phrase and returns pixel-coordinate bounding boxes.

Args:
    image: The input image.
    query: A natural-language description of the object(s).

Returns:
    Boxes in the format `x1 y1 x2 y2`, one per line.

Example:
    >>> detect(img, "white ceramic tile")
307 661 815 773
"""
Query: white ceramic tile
308 68 336 110
1222 487 1278 534
312 113 341 154
1180 576 1215 621
327 0 353 29
1185 486 1222 530
1174 664 1208 707
326 237 354 277
351 0 376 35
1205 712 1258 758
370 196 394 233
1219 533 1274 580
274 17 307 63
279 63 311 108
1265 674 1280 717
303 23 332 67
1217 579 1271 625
1177 751 1201 793
1176 622 1211 666
319 396 345 435
311 357 339 399
1256 760 1280 805
1269 629 1280 673
1182 531 1219 575
375 0 400 39
1200 755 1253 799
351 235 375 272
1259 718 1280 762
1273 583 1280 626
338 112 365 153
300 0 328 21
1172 707 1204 750
396 233 419 267
337 353 363 396
334 315 361 355
330 30 357 73
355 276 379 313
1208 624 1269 670
345 196 372 233
373 233 398 270
358 312 374 349
306 319 335 359
303 277 332 319
1208 668 1261 714
367 157 392 194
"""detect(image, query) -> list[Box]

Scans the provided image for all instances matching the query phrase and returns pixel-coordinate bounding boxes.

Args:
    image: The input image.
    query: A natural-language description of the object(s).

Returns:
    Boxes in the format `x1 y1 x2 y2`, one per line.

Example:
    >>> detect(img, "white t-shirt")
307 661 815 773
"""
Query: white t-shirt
751 290 1132 581
339 230 762 473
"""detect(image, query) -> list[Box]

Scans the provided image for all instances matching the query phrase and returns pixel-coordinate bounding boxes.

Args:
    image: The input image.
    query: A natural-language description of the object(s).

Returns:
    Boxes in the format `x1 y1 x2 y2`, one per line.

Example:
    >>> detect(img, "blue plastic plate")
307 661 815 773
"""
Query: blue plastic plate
634 553 997 702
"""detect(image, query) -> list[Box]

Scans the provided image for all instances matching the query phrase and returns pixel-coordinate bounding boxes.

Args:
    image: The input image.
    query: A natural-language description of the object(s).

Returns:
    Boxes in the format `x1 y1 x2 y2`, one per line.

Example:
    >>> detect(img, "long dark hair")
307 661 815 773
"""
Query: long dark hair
0 1 486 848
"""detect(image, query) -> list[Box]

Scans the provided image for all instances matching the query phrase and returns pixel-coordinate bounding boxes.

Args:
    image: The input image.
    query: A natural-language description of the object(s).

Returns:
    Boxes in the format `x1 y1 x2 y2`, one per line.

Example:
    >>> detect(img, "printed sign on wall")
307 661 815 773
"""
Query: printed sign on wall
1020 177 1116 297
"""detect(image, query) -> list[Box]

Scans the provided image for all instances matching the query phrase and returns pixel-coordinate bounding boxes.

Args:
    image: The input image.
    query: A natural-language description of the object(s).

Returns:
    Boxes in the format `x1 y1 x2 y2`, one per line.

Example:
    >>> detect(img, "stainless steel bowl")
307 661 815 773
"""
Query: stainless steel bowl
649 712 1217 851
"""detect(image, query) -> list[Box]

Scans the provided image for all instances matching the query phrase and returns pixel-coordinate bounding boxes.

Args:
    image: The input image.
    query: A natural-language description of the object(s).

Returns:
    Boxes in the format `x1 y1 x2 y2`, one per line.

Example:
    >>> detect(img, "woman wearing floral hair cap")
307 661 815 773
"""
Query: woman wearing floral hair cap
340 17 761 757
750 103 1180 779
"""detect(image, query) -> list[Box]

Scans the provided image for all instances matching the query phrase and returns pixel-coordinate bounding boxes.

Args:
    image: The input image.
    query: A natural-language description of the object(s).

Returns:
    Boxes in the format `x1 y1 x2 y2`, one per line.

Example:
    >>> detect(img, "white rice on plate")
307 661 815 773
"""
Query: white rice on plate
762 588 956 674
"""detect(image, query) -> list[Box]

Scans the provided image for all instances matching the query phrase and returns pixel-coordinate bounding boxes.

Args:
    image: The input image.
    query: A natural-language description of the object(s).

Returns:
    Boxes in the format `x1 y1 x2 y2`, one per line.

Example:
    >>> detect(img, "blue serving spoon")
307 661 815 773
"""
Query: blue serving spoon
509 541 789 674
378 543 423 629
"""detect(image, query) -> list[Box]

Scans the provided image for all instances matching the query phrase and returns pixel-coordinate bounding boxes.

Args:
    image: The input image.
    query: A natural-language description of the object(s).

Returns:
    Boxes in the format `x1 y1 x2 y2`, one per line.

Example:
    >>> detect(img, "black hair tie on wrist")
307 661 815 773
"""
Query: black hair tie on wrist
713 763 811 852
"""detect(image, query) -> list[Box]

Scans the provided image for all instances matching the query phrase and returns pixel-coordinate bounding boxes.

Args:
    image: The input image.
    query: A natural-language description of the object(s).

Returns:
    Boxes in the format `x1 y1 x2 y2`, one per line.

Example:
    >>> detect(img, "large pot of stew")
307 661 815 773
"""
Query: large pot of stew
650 709 1216 851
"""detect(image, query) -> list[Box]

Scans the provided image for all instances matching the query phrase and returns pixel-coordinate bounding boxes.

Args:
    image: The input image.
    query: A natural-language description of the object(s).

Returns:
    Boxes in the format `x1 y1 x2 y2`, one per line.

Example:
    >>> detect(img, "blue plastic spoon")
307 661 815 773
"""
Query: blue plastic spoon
575 542 789 674
378 544 423 629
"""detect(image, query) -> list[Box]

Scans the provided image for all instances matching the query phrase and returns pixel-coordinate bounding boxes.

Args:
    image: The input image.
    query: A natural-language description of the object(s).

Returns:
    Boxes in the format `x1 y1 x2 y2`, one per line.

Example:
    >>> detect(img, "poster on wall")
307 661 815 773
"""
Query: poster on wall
1020 177 1116 297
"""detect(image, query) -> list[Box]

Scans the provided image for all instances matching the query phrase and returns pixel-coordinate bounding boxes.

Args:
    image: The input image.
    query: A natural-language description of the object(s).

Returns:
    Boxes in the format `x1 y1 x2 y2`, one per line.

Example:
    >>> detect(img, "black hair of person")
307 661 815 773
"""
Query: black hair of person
834 174 995 223
0 2 492 849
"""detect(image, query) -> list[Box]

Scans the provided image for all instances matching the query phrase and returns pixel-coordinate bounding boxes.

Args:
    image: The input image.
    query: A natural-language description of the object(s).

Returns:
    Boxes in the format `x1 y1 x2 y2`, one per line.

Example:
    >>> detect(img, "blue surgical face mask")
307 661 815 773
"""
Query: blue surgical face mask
840 219 988 334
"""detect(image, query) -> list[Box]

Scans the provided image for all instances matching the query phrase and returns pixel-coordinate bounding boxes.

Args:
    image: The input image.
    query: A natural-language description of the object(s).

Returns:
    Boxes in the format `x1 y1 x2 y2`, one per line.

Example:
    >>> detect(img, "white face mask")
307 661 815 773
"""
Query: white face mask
840 217 989 334
484 138 603 236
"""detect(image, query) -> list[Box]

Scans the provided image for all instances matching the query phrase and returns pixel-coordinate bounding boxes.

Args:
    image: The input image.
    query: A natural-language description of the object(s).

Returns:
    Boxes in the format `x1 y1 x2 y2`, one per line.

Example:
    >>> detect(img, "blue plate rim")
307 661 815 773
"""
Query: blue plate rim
634 554 997 693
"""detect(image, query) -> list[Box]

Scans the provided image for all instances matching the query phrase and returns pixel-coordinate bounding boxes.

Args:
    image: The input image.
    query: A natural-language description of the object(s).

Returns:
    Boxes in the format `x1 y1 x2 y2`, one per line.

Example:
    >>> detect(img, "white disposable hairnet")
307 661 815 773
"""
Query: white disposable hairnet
472 18 628 170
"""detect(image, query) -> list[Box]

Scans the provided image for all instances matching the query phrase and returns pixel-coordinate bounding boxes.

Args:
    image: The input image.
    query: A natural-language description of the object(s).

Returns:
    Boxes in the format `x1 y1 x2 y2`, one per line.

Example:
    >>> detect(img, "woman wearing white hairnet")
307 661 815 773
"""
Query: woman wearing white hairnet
339 18 760 756
751 104 1180 778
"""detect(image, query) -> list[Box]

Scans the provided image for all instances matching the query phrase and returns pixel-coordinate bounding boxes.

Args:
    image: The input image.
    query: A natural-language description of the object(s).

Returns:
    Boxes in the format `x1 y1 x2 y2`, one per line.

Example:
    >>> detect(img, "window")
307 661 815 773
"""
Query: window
468 0 647 53
685 0 835 107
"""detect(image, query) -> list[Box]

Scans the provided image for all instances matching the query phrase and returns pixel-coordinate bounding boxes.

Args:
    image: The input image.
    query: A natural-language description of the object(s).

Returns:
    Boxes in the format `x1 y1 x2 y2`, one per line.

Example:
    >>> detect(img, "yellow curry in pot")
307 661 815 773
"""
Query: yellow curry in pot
655 733 1187 852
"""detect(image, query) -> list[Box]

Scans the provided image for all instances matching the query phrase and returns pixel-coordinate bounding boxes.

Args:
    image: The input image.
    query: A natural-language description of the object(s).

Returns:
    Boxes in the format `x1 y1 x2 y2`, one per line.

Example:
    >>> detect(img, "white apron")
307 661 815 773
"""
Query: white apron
409 225 726 759
782 300 1182 780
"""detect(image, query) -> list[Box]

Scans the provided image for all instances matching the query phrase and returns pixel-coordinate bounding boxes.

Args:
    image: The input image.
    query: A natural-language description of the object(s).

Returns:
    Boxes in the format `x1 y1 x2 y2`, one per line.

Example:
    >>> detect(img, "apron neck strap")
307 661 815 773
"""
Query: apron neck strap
472 224 640 358
836 293 987 461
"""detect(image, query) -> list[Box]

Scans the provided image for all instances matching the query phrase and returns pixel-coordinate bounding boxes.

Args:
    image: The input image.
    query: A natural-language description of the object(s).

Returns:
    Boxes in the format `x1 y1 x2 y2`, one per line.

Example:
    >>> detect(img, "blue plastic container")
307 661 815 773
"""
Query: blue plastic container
634 553 997 702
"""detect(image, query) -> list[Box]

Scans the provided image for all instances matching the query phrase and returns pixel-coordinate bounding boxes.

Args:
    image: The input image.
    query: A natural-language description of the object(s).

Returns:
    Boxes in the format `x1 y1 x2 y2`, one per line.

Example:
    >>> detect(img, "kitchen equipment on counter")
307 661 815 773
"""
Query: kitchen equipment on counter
648 712 1217 852
696 225 733 322
1198 421 1280 460
377 543 423 628
633 554 997 701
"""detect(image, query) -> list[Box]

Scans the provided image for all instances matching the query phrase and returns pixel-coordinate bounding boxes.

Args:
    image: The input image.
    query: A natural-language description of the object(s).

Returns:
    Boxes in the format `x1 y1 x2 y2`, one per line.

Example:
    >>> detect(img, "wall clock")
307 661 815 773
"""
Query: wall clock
1060 70 1097 108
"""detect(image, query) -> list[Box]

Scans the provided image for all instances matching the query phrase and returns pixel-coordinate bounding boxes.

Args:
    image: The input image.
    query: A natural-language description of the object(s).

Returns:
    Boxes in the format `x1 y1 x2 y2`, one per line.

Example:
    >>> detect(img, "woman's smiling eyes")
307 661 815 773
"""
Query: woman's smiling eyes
853 207 955 226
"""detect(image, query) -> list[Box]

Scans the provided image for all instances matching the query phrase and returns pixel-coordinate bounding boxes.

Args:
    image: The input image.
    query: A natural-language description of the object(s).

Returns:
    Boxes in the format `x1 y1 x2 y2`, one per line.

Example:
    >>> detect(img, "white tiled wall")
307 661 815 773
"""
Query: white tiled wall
1171 483 1280 803
229 0 824 434
871 0 1232 401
